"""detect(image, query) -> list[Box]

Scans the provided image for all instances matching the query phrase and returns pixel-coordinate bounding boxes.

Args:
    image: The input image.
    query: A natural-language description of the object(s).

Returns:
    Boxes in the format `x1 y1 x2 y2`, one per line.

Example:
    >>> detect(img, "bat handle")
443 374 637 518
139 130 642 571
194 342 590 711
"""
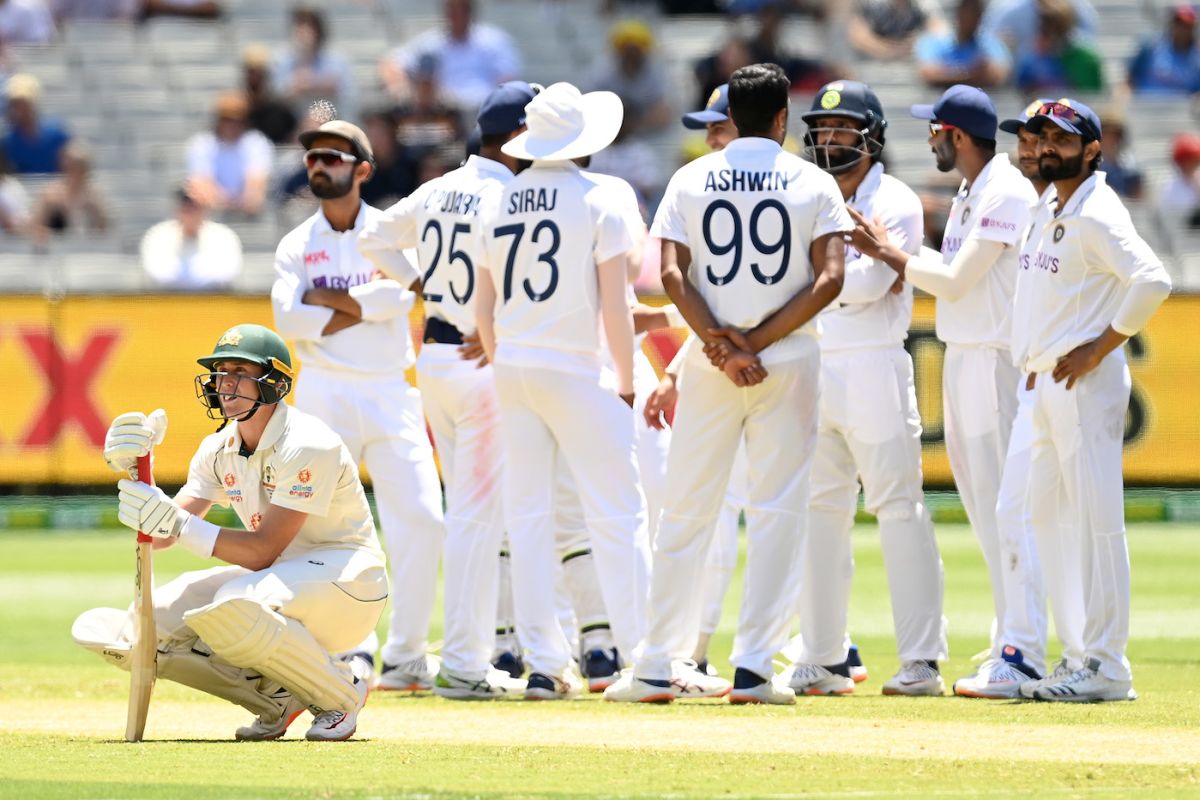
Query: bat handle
135 453 154 544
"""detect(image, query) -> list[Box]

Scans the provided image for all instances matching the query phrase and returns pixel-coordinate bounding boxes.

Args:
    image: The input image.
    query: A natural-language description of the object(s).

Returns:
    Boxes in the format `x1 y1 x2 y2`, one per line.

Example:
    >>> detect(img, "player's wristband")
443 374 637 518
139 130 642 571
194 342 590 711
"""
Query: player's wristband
178 514 220 559
663 304 686 329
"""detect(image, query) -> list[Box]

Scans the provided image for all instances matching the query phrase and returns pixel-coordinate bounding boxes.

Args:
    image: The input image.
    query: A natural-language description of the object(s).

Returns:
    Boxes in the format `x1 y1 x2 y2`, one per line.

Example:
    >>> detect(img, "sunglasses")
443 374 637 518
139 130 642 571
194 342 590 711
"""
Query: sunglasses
929 121 957 136
304 148 358 168
1035 102 1099 138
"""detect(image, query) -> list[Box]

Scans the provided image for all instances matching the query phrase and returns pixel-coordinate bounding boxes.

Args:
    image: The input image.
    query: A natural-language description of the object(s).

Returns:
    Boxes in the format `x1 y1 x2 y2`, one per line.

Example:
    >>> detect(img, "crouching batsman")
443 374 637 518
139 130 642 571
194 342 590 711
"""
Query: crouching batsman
73 323 388 741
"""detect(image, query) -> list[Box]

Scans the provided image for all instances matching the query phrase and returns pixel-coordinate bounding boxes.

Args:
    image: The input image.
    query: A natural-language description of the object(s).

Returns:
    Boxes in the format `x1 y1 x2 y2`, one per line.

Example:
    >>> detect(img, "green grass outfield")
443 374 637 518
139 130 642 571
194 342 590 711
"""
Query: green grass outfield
2 523 1199 799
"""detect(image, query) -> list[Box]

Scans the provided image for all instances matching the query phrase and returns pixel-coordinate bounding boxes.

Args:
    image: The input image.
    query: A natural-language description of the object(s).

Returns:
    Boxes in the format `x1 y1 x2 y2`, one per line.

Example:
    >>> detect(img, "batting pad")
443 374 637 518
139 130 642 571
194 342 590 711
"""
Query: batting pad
158 645 287 721
72 607 134 670
183 597 360 712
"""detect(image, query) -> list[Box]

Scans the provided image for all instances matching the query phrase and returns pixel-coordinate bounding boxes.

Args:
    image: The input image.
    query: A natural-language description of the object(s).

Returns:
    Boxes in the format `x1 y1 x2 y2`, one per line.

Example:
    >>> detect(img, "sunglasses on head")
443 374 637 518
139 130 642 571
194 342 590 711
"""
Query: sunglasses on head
1035 102 1099 137
304 148 358 168
929 121 957 136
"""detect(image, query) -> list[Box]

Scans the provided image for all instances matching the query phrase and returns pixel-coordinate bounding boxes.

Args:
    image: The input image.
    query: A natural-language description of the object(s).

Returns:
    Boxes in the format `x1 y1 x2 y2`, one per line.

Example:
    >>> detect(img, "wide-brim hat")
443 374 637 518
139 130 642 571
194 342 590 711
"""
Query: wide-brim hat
501 82 623 162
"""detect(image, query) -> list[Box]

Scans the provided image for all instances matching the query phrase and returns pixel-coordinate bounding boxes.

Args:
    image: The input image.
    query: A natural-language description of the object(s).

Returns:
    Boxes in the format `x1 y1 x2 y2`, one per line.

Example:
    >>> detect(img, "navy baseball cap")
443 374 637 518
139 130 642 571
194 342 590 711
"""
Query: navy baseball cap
801 80 886 128
477 81 538 136
1025 98 1102 141
911 84 998 140
682 84 729 129
999 97 1053 134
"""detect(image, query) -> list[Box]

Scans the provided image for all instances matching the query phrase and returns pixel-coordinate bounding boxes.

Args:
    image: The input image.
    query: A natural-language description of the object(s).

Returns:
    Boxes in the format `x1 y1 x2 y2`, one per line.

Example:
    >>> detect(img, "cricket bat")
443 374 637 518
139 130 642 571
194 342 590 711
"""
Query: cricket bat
125 451 157 742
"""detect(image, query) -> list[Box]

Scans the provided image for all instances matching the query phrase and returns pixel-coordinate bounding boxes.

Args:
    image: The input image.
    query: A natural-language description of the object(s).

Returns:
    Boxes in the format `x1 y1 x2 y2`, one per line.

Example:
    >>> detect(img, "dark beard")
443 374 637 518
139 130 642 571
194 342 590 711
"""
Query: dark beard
309 171 355 199
822 145 863 172
1038 151 1084 182
933 138 956 173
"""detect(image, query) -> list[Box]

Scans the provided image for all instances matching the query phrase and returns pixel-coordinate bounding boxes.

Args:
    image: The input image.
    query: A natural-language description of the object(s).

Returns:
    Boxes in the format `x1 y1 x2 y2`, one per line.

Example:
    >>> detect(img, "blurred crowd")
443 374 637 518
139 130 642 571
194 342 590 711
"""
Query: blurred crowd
0 0 1197 289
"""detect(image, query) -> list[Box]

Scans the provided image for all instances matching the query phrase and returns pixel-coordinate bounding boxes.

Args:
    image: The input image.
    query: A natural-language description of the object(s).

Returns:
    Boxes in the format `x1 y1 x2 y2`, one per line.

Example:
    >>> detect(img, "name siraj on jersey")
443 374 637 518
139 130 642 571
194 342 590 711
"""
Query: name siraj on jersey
426 189 483 217
703 170 789 193
507 188 558 214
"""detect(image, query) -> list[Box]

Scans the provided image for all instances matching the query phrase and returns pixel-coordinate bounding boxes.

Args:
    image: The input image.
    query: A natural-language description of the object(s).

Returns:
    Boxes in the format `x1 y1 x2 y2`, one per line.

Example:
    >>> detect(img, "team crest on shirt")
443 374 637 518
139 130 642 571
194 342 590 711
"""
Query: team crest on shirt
249 512 262 530
1053 224 1065 243
262 464 277 497
961 206 971 224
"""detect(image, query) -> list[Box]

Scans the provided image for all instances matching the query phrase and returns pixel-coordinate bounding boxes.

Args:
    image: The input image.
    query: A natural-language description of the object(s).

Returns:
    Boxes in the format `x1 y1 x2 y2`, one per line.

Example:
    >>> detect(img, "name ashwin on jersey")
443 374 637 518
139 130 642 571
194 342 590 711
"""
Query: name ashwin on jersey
507 188 558 213
704 170 789 193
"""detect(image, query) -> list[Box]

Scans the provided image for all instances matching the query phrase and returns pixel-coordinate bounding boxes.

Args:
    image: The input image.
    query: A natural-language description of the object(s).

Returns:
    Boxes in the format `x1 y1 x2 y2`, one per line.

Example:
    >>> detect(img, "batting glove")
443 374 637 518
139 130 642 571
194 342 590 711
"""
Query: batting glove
103 409 168 474
117 479 189 540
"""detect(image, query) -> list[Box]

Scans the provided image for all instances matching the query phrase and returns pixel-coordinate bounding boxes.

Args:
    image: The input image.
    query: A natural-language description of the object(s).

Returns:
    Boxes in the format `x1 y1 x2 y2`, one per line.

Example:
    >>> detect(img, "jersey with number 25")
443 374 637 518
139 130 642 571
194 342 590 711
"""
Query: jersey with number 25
480 161 634 368
652 137 852 363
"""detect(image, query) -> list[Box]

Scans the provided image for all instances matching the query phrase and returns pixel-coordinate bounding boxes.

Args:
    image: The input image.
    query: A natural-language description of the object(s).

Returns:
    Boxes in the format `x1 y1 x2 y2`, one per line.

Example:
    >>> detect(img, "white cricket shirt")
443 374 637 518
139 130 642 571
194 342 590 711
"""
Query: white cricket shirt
1014 172 1171 374
651 137 853 365
178 403 385 562
936 153 1037 347
272 202 419 376
360 155 514 337
479 160 635 376
821 163 924 352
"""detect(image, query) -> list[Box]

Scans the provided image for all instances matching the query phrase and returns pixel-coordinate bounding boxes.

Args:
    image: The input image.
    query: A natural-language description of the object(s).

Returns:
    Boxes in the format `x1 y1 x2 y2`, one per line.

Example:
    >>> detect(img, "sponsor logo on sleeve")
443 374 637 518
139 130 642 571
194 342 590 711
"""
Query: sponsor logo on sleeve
249 512 262 530
980 217 1016 232
289 467 315 498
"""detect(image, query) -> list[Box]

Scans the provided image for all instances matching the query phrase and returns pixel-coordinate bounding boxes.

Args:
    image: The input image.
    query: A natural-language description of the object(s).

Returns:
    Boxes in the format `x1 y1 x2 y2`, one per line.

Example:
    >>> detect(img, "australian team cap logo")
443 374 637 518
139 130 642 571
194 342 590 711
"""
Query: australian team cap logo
217 328 243 347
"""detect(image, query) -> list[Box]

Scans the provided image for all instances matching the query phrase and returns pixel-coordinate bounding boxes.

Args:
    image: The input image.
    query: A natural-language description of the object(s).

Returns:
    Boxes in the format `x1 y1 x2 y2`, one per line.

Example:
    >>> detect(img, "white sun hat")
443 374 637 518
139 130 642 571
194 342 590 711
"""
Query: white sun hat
501 82 624 162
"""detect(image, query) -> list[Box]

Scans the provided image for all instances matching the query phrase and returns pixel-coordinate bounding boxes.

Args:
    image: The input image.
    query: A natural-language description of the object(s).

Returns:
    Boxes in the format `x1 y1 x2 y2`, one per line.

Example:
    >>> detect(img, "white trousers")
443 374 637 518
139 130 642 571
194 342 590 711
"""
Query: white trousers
699 443 746 636
942 344 1020 658
633 350 672 544
798 347 946 666
294 369 445 666
493 363 651 678
993 375 1055 673
637 344 820 681
418 345 505 678
1026 353 1132 681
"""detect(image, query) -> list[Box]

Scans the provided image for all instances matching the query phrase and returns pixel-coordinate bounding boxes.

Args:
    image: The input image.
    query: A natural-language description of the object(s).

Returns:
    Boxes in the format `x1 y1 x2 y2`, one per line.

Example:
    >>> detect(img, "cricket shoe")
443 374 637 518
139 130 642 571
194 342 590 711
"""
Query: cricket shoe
786 663 855 696
669 659 732 699
1020 658 1075 699
492 650 525 679
882 660 945 696
524 668 583 701
954 646 1041 699
1033 658 1137 703
234 686 307 741
728 668 796 705
433 666 527 700
846 644 868 683
376 653 440 692
603 670 676 703
305 674 369 742
695 658 718 677
581 647 621 693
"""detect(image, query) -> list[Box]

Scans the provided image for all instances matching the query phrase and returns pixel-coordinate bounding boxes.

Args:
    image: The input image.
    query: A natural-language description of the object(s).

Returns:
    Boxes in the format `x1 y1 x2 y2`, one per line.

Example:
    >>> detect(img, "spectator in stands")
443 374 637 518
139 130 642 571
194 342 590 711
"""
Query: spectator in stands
586 115 660 210
358 109 417 209
272 6 354 122
746 0 832 90
140 185 242 290
381 0 520 112
242 44 296 145
2 74 70 174
139 0 221 20
30 141 107 244
185 90 273 218
1098 107 1144 200
586 20 672 135
1128 3 1200 96
1158 133 1200 228
983 0 1096 61
1014 0 1104 93
693 34 753 113
0 0 55 43
0 151 29 235
916 0 1010 88
51 0 138 21
393 53 464 152
850 0 943 59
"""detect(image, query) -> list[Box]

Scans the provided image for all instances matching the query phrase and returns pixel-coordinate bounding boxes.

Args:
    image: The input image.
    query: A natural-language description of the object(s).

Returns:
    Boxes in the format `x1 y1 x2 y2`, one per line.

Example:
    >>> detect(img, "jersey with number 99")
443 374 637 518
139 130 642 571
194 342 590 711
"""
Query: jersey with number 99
359 155 515 336
652 137 852 363
479 162 634 371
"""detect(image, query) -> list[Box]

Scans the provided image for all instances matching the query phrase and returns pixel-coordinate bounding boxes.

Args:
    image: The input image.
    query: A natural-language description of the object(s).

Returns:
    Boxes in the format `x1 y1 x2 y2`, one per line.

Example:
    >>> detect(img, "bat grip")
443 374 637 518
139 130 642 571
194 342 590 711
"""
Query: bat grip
136 453 154 544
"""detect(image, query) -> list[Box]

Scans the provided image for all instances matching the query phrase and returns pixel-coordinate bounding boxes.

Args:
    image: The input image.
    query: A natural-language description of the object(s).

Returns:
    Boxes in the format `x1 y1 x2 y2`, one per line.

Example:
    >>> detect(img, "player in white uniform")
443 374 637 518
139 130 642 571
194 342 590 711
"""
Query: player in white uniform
849 85 1041 691
76 324 387 741
1015 100 1170 701
271 120 445 693
607 63 852 705
474 82 652 699
785 81 946 697
358 84 539 699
